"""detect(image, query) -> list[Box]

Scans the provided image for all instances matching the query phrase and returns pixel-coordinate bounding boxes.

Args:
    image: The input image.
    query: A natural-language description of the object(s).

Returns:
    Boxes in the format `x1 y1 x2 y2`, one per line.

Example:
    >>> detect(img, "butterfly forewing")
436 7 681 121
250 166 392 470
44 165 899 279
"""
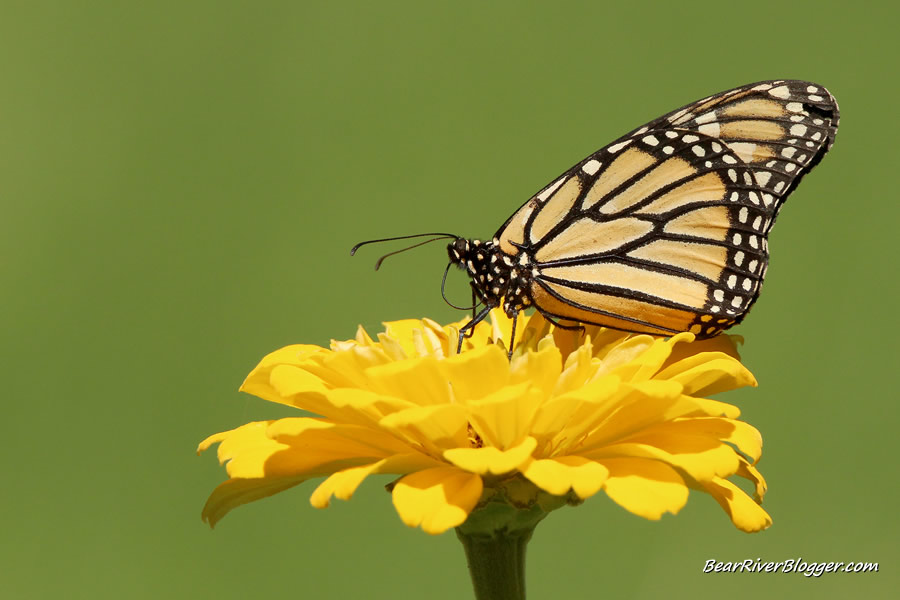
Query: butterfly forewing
493 80 838 337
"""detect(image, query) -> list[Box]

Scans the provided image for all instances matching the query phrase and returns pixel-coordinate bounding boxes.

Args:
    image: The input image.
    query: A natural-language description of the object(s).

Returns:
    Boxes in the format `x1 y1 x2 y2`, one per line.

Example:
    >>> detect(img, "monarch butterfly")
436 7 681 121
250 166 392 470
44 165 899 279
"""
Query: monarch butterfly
353 80 839 352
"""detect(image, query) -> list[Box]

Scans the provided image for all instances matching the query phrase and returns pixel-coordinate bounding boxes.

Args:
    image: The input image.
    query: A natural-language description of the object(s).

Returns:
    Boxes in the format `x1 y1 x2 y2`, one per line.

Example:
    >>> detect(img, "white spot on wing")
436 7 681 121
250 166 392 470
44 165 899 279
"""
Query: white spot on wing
768 85 790 99
755 171 772 187
642 135 659 146
608 140 632 153
537 176 567 202
582 159 602 175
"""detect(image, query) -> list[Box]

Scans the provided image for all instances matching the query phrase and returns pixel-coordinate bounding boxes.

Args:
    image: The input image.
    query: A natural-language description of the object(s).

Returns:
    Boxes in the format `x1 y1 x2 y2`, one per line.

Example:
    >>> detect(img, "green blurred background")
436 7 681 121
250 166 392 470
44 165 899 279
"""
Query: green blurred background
2 1 896 598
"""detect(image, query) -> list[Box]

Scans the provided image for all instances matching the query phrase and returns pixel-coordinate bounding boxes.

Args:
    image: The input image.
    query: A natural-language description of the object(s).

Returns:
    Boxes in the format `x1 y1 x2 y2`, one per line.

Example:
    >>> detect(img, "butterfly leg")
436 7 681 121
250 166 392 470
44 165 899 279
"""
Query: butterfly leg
463 286 478 340
456 305 492 354
506 312 518 360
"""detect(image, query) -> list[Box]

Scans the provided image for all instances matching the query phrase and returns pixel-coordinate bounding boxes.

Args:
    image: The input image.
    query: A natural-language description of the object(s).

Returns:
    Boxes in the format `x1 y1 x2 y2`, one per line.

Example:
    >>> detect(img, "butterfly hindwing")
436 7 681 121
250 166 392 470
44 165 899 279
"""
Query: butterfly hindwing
511 128 770 336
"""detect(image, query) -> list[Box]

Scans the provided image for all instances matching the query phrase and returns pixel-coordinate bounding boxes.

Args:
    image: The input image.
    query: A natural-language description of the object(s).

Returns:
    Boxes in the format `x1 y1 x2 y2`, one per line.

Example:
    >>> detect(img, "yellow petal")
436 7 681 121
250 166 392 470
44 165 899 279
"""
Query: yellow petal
310 453 443 508
663 333 744 366
240 345 328 402
199 420 290 478
531 374 620 442
656 355 757 396
382 319 430 358
701 477 772 532
201 419 411 481
364 357 451 405
319 345 393 386
615 417 762 473
352 324 375 346
522 455 609 498
411 327 445 358
443 436 538 475
467 382 542 449
437 344 511 402
588 328 637 360
201 476 306 528
575 380 684 451
588 441 739 483
509 345 562 398
392 467 484 534
737 458 768 501
680 397 742 419
599 457 689 520
268 418 415 462
379 403 470 454
592 335 657 378
322 388 419 427
265 364 330 412
614 333 695 382
553 340 596 395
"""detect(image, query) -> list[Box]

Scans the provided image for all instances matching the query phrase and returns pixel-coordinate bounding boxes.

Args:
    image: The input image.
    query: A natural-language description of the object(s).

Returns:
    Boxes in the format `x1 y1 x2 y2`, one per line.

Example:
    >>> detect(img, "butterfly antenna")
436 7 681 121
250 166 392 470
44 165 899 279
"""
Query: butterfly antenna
350 232 459 256
368 236 455 270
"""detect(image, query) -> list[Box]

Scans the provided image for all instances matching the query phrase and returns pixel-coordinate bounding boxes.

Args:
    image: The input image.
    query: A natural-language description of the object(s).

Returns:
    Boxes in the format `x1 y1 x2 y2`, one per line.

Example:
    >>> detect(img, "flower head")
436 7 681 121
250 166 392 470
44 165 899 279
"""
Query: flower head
199 310 770 534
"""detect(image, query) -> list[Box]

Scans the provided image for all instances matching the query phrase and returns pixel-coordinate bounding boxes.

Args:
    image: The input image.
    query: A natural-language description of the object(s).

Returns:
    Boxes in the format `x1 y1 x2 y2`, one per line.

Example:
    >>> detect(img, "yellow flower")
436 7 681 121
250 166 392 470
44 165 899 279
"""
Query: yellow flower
199 310 770 534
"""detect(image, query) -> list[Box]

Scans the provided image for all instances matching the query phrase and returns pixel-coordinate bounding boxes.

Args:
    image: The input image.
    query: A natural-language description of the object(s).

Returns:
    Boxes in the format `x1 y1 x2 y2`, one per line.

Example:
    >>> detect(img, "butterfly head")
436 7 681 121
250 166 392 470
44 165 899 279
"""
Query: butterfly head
448 238 533 314
448 238 499 282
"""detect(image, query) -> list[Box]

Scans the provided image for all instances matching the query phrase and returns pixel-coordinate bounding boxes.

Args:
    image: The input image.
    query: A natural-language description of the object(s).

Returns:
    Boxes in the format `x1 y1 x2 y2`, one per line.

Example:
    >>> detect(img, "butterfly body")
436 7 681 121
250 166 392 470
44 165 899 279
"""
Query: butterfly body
449 80 839 340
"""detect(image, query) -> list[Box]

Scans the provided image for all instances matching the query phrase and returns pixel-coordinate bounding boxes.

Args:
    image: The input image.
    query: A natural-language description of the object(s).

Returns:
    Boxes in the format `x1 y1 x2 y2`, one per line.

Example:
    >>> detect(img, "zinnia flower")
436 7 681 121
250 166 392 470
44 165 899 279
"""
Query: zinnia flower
199 309 770 535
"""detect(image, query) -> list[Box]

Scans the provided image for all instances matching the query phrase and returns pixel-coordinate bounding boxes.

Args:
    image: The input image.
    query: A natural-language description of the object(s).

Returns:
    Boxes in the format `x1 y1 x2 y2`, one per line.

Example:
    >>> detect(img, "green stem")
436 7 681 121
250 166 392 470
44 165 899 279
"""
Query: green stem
456 527 532 600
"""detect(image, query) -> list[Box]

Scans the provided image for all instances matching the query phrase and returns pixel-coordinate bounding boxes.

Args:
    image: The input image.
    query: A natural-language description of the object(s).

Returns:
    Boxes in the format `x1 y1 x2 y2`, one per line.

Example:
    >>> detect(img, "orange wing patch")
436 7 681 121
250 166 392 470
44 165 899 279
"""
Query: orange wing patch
534 217 653 263
530 281 697 335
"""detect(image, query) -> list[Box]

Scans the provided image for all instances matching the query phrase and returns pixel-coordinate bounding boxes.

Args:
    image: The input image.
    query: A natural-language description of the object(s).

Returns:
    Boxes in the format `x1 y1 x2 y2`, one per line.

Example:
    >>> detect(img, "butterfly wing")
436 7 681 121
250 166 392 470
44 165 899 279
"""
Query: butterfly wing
495 80 839 337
